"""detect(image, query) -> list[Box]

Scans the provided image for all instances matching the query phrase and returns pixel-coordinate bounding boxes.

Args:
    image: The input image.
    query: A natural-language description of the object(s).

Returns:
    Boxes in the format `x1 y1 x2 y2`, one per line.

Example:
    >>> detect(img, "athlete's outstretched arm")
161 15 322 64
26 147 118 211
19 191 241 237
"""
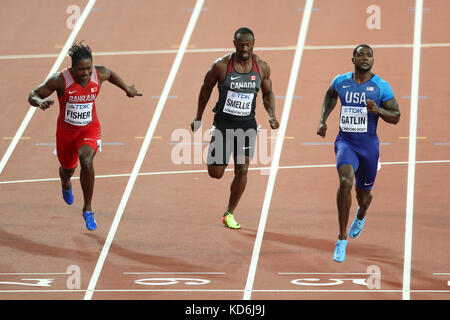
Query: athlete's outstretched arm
259 60 279 130
317 85 339 138
96 66 142 97
191 61 222 132
367 97 400 124
28 73 64 111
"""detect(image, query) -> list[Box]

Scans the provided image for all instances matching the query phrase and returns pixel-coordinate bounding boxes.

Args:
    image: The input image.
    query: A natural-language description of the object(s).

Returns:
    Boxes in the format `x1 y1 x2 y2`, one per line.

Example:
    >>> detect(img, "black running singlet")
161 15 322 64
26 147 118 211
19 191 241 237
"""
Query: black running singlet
213 53 262 122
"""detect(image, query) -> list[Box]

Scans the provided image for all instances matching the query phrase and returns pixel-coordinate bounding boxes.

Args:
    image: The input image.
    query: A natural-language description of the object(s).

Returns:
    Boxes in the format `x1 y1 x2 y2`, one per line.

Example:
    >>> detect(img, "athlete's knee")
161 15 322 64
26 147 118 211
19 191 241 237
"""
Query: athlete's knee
356 190 372 208
209 171 224 179
337 164 354 192
338 175 354 191
234 163 249 177
60 166 75 178
78 146 95 169
79 154 94 169
208 165 225 179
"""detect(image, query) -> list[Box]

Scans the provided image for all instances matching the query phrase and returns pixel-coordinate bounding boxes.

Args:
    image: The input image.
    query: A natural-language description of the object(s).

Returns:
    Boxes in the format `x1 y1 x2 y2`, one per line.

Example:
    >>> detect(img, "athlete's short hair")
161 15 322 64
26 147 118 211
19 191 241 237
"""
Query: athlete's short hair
353 44 373 57
69 41 92 66
234 27 254 40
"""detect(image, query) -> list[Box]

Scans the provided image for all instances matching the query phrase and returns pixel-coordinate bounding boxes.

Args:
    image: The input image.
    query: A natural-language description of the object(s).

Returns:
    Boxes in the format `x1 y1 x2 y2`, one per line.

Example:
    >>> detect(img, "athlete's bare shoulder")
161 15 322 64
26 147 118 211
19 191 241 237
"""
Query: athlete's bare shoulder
94 65 110 82
94 65 107 73
94 65 104 71
254 54 270 79
31 71 65 97
214 53 232 66
207 53 231 82
210 53 230 72
47 71 64 83
46 72 65 91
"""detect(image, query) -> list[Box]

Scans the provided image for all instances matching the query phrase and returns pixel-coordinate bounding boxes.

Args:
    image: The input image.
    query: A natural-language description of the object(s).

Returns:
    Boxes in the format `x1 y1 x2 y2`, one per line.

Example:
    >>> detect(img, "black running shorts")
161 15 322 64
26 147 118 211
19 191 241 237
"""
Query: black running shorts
206 115 257 166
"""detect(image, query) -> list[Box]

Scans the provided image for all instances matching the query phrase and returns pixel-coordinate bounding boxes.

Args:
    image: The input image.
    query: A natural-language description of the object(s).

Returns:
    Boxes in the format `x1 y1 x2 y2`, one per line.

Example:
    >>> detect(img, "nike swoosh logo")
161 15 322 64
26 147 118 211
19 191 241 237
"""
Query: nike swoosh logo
69 90 77 94
343 85 351 88
364 182 374 186
231 76 241 80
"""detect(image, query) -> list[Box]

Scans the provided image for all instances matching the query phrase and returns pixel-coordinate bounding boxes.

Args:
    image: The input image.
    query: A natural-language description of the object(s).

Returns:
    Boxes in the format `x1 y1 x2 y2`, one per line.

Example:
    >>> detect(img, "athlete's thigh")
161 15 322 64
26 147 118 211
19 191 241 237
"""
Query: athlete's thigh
76 124 101 155
206 122 232 166
233 119 257 165
56 126 79 170
354 141 379 190
335 138 359 172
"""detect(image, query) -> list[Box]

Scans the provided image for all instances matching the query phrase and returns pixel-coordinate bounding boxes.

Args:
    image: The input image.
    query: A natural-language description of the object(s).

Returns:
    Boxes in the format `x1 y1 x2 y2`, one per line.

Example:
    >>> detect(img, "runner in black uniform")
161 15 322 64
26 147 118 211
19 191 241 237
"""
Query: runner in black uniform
191 27 279 229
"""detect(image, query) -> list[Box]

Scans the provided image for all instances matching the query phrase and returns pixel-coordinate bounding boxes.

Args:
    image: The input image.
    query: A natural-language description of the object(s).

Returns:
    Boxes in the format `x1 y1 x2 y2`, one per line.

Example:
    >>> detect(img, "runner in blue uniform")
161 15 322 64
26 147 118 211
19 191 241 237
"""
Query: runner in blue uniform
191 27 279 229
317 44 400 262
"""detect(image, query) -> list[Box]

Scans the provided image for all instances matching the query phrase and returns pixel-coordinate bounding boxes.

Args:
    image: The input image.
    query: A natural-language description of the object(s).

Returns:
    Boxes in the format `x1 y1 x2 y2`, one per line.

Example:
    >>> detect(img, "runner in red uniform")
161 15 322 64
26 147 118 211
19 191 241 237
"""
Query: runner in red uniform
28 42 142 230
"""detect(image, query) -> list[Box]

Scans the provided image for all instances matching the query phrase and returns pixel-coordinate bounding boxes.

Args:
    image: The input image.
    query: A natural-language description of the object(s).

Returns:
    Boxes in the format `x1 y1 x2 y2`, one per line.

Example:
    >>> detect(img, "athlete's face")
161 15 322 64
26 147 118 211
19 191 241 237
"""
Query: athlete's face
352 47 374 72
233 33 255 61
72 58 93 85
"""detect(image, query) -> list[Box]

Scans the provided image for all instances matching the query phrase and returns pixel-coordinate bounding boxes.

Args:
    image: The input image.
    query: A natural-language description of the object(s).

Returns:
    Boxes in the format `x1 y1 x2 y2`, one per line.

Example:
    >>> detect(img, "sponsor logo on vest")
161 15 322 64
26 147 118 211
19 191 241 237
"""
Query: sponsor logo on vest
340 106 368 132
223 91 254 116
65 102 93 126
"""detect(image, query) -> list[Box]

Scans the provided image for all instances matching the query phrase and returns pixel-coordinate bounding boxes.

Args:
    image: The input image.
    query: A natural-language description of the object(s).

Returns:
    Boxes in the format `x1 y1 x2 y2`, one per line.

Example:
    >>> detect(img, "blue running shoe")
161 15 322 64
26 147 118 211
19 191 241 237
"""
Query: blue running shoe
333 239 348 262
62 183 74 205
349 207 366 239
82 211 97 231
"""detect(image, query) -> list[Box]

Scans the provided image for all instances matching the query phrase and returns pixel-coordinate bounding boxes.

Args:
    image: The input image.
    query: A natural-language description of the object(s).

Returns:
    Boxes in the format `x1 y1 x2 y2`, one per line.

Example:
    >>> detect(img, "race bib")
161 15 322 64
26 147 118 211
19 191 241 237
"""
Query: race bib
340 106 367 133
223 91 254 117
64 102 93 126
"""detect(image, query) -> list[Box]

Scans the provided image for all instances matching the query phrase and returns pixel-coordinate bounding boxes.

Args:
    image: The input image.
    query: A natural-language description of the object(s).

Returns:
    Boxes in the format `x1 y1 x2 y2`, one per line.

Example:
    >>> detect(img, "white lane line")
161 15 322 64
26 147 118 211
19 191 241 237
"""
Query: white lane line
2 289 450 294
0 0 97 176
123 272 226 275
278 272 380 275
403 0 423 301
243 0 314 301
1 43 450 60
0 273 69 275
0 289 399 293
82 0 205 300
1 159 449 185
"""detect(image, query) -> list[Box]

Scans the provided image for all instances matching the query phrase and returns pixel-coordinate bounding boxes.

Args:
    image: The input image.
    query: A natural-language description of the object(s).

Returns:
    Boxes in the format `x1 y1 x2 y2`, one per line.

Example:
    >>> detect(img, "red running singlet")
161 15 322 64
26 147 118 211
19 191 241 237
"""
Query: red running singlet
56 67 102 169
